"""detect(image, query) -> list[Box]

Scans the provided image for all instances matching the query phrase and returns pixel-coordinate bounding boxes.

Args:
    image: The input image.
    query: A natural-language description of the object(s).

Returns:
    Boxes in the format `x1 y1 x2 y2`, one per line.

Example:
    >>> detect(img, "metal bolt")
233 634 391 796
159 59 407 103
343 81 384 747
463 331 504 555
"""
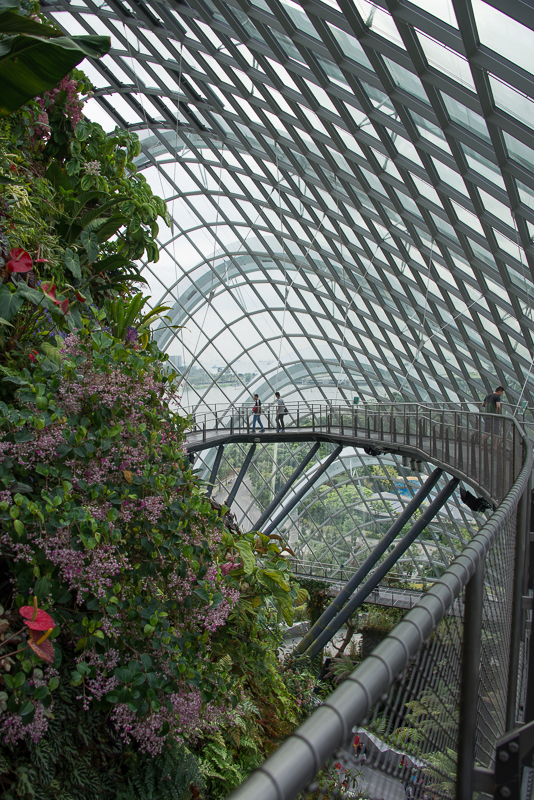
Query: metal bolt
500 788 511 798
508 741 519 753
498 750 509 762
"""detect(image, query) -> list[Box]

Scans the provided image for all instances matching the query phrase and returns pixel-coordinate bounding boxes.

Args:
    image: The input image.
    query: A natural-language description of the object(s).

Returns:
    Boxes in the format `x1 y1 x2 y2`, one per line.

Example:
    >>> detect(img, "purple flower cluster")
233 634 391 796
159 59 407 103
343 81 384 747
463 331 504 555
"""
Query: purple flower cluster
112 686 230 756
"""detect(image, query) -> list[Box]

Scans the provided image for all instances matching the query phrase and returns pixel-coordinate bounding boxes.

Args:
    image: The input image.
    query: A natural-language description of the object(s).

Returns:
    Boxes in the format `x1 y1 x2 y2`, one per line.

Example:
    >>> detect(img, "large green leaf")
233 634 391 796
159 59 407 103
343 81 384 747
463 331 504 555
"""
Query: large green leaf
80 229 99 263
0 34 110 115
96 214 129 243
235 541 255 576
91 255 133 274
0 284 25 322
0 8 60 37
65 248 81 278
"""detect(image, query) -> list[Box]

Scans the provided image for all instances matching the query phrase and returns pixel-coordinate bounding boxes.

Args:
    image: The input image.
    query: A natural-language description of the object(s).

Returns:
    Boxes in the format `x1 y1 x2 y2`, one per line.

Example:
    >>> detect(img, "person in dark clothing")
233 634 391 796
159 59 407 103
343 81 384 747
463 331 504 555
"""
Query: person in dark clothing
482 385 504 439
275 391 286 432
251 394 265 432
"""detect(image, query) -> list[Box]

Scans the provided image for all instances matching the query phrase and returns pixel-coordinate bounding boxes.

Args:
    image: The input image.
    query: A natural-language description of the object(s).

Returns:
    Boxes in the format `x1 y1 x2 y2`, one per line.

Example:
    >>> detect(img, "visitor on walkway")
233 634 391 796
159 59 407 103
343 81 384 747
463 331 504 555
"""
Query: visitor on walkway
482 385 504 441
251 394 265 432
352 732 360 757
275 391 286 431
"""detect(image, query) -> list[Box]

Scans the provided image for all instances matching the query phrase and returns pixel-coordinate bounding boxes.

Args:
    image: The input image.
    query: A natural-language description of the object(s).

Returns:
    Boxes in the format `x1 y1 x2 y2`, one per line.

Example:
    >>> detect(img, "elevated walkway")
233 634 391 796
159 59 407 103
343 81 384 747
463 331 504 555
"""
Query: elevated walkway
182 403 534 800
185 401 525 505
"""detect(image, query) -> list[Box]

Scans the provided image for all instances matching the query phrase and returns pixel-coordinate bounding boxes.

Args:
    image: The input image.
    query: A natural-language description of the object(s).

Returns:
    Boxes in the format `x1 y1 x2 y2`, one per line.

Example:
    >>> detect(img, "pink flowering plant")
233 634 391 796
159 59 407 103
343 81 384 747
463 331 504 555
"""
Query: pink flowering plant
0 324 303 767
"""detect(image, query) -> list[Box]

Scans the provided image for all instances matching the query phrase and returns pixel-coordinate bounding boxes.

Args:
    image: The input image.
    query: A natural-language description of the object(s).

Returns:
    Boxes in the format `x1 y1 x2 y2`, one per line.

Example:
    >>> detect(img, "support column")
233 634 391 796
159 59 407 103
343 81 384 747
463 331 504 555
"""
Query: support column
296 467 443 656
252 442 321 532
263 445 343 538
206 445 224 499
225 445 256 508
507 476 531 730
302 477 459 660
456 559 485 800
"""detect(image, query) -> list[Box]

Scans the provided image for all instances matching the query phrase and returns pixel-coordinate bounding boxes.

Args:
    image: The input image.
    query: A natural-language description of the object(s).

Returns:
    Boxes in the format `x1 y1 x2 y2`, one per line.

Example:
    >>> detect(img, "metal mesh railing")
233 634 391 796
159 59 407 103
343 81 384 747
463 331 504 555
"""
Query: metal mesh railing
226 413 532 800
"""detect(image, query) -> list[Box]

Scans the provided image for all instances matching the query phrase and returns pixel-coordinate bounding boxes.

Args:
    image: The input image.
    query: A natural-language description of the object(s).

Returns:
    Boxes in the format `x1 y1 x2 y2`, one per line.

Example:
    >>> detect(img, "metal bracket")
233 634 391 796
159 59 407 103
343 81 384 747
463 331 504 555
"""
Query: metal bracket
522 596 534 610
493 720 534 799
473 767 494 794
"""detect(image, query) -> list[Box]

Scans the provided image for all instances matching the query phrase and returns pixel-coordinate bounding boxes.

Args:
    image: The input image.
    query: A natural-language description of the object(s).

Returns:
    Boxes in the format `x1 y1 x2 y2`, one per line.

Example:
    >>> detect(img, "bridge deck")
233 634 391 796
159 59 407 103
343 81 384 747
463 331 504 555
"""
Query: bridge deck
186 419 516 504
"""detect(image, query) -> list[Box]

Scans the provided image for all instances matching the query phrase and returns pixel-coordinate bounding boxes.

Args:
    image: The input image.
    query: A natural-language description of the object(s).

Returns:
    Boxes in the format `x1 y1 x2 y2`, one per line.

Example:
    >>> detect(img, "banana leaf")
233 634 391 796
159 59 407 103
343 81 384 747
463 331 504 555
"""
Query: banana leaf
0 33 110 115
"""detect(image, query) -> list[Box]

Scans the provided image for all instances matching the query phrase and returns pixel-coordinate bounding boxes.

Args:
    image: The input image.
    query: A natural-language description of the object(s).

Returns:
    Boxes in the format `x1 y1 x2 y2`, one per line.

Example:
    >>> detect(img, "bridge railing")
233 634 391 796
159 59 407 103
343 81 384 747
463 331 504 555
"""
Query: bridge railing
289 559 437 589
185 402 523 504
221 410 533 800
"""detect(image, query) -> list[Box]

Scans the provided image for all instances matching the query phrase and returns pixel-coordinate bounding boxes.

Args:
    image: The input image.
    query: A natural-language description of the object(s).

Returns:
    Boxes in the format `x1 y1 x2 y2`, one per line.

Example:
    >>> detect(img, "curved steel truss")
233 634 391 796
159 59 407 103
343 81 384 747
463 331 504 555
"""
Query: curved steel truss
45 0 534 412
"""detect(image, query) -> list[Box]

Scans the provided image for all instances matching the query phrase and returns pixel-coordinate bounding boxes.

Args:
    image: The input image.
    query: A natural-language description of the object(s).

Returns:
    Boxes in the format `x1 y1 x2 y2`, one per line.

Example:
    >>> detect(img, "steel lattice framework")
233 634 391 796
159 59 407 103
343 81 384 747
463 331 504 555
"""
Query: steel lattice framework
43 0 534 412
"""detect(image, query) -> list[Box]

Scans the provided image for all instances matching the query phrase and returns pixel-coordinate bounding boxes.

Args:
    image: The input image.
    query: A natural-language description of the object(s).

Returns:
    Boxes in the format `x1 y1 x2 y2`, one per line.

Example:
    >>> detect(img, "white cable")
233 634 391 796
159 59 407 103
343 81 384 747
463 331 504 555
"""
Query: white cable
398 238 435 395
511 211 534 414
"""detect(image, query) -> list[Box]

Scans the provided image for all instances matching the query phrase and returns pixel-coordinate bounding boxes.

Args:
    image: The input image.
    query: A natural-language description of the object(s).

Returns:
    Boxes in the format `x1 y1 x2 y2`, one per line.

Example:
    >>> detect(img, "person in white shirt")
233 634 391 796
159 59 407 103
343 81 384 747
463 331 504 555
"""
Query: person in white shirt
275 391 286 432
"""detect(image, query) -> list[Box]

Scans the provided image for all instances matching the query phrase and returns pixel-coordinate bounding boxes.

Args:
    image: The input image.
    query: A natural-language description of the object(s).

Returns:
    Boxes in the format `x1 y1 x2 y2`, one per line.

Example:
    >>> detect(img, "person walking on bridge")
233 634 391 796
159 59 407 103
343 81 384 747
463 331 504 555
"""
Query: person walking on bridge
251 394 265 433
275 391 286 432
482 385 504 443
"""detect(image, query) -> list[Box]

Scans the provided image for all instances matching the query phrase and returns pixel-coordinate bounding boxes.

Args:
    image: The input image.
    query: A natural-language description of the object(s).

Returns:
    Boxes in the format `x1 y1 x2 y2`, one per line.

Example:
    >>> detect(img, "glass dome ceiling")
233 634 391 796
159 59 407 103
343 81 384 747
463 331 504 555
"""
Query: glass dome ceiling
45 0 534 411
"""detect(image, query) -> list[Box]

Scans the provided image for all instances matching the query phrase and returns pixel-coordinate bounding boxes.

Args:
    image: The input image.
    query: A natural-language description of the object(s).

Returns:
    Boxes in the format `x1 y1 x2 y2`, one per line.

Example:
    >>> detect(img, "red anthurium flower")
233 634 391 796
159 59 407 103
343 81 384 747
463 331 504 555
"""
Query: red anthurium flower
74 290 86 303
19 597 55 631
41 282 58 303
28 628 54 663
59 298 70 315
5 248 33 274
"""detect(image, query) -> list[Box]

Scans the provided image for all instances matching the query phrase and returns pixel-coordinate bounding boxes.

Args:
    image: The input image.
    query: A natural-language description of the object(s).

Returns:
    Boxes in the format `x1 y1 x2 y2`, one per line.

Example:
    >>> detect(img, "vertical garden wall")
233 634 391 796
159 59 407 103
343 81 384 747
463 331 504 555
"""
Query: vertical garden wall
0 5 318 798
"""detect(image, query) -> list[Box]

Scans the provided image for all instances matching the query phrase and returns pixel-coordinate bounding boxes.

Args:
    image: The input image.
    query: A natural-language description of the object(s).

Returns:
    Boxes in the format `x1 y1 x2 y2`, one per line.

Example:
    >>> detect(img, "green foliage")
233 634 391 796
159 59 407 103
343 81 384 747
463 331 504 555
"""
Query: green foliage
296 577 329 627
116 745 203 800
0 68 170 375
0 653 124 799
0 1 109 116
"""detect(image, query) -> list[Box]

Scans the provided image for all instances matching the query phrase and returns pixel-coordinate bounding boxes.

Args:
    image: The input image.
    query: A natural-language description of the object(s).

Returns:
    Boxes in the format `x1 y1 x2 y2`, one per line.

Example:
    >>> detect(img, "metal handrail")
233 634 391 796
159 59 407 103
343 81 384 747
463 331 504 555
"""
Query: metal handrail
227 442 533 800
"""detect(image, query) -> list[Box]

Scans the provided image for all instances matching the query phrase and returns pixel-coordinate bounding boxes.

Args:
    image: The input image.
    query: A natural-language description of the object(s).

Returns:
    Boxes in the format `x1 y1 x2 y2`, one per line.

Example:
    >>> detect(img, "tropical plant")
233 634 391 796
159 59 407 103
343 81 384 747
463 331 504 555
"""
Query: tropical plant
0 68 170 376
0 0 109 115
0 324 316 799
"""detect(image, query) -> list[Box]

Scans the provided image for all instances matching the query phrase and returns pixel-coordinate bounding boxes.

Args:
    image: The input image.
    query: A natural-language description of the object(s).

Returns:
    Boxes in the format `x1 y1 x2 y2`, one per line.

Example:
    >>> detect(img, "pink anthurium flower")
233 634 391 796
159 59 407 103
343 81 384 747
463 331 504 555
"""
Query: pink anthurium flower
5 248 33 274
74 290 86 303
28 628 54 663
19 597 55 631
41 282 58 303
59 298 70 315
34 244 49 265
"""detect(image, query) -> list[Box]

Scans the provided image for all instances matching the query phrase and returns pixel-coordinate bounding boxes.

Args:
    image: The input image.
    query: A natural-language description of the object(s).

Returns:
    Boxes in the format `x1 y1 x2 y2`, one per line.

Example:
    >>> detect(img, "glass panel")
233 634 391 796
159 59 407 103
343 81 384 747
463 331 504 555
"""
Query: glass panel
472 0 534 77
383 58 429 103
489 74 534 128
326 23 373 68
441 93 490 141
417 31 475 91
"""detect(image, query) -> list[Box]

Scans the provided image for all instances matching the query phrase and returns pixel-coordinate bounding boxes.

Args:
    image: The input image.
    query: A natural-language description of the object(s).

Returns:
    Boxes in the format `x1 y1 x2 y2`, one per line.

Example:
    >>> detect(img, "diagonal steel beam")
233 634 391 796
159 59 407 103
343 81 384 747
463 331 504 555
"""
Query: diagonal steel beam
295 466 443 655
252 442 321 532
263 445 343 538
206 445 224 499
302 476 460 661
225 444 256 508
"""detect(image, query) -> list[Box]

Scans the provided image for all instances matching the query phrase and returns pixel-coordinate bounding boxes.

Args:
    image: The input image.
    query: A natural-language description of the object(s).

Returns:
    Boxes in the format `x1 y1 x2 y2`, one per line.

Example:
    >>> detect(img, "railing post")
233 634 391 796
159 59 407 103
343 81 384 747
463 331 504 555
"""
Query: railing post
203 420 206 442
312 405 315 432
456 558 485 800
507 480 532 730
297 403 300 428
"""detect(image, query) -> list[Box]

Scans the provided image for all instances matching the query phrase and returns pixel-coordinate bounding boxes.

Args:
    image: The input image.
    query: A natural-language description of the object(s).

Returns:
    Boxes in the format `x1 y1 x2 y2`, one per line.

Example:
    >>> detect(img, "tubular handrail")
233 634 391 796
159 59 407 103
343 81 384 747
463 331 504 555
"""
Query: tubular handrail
226 436 533 800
